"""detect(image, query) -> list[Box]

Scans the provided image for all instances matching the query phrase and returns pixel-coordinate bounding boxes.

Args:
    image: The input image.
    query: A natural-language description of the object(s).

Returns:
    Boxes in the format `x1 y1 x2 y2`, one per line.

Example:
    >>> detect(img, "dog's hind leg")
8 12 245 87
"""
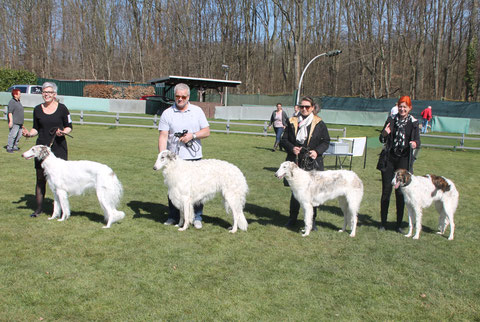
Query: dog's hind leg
49 191 62 220
338 196 349 234
55 190 70 222
436 201 455 240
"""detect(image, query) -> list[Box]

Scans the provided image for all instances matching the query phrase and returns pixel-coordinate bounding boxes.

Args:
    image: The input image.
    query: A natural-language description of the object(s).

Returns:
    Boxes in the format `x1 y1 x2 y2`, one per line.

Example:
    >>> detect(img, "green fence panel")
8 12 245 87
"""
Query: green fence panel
432 116 471 134
469 119 480 135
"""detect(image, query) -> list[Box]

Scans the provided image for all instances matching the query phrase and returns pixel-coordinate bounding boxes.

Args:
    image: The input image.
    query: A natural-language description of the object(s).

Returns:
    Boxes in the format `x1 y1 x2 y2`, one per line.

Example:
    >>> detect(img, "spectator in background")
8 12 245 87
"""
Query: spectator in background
292 104 301 117
6 89 24 153
22 82 73 217
268 103 288 151
390 103 398 117
420 106 432 133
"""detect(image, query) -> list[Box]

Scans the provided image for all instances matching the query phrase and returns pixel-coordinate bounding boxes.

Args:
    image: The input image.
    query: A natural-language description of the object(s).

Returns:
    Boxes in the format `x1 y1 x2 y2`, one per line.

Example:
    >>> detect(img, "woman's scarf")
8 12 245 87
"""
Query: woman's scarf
393 114 413 155
296 113 314 144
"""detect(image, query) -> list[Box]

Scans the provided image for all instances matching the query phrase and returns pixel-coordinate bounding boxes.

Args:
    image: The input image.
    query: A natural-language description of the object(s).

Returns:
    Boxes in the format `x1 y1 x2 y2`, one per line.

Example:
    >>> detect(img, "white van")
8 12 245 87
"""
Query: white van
7 85 42 94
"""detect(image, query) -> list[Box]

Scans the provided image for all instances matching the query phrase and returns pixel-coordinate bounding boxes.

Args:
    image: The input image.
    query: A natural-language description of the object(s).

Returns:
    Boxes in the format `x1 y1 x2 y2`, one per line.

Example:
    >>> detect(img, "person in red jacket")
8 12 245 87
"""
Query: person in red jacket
420 106 432 133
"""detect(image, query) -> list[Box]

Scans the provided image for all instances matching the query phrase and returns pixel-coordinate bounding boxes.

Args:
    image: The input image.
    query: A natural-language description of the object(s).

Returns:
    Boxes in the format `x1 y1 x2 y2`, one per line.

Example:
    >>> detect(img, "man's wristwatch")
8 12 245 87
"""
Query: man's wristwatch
193 133 197 140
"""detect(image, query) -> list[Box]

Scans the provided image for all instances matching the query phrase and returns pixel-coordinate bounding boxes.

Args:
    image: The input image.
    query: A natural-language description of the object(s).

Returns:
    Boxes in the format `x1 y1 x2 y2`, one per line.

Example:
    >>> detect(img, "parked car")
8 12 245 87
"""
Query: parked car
7 85 42 94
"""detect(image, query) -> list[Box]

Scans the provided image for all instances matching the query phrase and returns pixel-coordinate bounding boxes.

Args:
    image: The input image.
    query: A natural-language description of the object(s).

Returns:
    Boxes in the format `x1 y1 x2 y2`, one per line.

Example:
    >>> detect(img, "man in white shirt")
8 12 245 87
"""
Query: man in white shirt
158 83 210 228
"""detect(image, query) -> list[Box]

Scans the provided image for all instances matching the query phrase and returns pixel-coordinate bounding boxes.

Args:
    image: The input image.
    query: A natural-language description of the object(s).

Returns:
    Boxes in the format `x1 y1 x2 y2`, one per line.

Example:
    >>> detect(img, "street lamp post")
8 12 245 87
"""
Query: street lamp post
296 50 342 104
222 64 230 106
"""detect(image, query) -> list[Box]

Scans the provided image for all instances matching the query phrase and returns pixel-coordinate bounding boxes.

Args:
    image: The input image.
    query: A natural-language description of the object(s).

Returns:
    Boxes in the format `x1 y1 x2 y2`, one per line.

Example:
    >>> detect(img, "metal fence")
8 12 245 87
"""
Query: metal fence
2 108 347 138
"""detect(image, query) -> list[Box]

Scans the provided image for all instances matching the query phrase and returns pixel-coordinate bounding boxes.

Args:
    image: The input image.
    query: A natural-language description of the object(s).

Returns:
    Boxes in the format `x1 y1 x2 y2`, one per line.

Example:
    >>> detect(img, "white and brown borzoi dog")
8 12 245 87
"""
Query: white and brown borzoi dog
153 150 248 233
275 161 363 237
22 145 125 228
392 169 458 240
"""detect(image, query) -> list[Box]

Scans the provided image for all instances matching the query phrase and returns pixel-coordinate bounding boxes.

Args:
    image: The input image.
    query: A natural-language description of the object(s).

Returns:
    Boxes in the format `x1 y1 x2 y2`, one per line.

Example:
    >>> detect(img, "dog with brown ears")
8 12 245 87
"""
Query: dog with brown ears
392 169 458 240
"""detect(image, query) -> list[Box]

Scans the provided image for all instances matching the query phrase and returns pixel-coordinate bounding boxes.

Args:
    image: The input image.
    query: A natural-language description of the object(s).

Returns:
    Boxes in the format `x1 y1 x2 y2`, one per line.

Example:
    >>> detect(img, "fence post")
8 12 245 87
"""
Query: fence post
343 127 347 137
116 113 120 125
153 114 157 127
226 120 230 134
263 121 268 136
2 106 7 121
80 110 84 125
461 133 465 148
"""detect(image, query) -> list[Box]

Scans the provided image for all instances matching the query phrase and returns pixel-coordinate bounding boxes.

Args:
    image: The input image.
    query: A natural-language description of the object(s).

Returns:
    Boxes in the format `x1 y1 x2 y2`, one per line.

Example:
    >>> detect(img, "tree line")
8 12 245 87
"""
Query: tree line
0 0 478 101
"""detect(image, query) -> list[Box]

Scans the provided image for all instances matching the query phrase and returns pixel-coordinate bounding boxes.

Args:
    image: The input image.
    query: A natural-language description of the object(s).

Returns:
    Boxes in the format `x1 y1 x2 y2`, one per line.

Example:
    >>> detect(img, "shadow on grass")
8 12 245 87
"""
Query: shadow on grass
128 201 167 223
128 200 235 229
13 194 108 224
245 203 285 226
14 194 53 215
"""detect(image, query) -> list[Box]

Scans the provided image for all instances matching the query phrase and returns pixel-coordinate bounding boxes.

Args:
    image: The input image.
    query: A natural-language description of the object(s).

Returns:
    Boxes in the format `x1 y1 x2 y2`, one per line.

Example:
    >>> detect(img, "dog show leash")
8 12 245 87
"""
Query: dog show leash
48 127 74 148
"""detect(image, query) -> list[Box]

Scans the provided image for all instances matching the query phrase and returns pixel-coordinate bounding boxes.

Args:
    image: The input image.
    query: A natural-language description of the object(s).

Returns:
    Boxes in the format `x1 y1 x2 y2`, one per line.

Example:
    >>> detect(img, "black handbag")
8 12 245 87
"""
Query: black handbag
376 147 388 171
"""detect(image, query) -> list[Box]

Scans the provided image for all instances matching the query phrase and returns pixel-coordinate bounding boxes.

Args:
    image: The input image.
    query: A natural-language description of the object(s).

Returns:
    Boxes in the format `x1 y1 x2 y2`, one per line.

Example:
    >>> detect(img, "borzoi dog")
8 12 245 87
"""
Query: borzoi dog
22 145 125 228
275 161 363 237
153 150 248 233
392 169 458 240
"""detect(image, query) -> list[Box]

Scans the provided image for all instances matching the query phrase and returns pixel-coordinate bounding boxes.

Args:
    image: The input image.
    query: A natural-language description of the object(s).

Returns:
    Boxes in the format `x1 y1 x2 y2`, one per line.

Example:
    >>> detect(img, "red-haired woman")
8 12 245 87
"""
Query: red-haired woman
378 96 420 233
6 89 24 153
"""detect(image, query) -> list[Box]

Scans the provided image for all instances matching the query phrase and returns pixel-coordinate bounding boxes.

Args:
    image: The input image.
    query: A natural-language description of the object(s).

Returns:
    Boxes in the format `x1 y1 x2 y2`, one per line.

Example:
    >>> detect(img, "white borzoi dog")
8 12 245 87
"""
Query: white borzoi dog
275 161 363 237
22 145 125 228
153 150 248 233
392 169 458 240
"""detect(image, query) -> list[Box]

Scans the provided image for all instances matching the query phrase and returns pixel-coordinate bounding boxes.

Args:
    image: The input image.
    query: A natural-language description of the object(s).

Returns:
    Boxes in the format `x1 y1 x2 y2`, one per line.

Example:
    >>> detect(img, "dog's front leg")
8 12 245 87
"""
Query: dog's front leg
302 204 314 237
405 206 414 238
55 190 71 222
413 207 423 240
49 191 62 220
178 201 191 231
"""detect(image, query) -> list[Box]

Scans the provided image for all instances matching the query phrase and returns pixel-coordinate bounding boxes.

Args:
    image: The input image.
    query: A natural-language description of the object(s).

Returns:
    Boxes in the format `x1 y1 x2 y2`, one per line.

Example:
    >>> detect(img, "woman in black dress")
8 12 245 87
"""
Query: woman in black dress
23 82 73 217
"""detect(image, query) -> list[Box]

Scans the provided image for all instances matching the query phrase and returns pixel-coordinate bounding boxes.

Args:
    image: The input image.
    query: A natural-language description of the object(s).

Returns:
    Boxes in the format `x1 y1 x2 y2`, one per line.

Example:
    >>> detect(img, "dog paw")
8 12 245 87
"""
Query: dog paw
102 225 110 229
57 218 65 222
436 231 443 235
48 217 57 220
448 237 454 241
349 233 355 237
338 229 344 233
413 235 420 240
178 227 187 231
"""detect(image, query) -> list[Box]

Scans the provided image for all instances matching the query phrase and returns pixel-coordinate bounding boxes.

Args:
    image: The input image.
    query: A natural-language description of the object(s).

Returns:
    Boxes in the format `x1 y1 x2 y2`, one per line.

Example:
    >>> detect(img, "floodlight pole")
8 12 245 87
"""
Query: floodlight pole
296 49 342 104
222 64 230 106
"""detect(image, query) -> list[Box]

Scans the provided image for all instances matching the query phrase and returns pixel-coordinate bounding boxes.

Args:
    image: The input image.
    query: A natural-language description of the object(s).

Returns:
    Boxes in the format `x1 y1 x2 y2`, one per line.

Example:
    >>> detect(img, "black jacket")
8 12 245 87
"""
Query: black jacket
281 115 330 171
379 115 420 158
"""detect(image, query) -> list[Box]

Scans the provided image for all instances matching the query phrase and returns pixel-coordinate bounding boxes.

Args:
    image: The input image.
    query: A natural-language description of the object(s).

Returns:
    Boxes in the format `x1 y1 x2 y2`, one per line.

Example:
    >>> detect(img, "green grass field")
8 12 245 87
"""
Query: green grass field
1 121 479 321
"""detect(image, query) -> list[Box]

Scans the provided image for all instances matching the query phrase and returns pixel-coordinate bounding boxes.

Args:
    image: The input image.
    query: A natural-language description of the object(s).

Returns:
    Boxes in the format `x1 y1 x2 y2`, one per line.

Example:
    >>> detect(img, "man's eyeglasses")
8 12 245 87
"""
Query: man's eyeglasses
42 91 55 95
175 95 188 100
299 105 312 109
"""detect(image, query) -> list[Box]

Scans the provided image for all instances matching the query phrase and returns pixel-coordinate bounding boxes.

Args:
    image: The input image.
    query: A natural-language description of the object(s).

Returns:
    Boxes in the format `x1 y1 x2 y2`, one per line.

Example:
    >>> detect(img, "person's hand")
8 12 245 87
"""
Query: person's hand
309 150 318 159
382 123 391 136
409 141 417 149
8 121 12 129
22 127 29 137
293 146 301 155
180 132 194 143
56 129 65 136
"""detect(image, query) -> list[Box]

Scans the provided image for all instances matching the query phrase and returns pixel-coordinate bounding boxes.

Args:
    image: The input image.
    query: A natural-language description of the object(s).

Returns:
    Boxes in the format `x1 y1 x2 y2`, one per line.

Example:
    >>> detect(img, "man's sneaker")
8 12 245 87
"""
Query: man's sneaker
164 218 177 225
6 149 13 153
13 147 20 151
193 220 203 229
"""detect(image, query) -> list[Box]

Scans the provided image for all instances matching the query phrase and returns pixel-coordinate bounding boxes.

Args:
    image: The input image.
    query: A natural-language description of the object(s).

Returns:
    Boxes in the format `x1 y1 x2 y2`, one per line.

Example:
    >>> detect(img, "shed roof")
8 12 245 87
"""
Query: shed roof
148 75 241 91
